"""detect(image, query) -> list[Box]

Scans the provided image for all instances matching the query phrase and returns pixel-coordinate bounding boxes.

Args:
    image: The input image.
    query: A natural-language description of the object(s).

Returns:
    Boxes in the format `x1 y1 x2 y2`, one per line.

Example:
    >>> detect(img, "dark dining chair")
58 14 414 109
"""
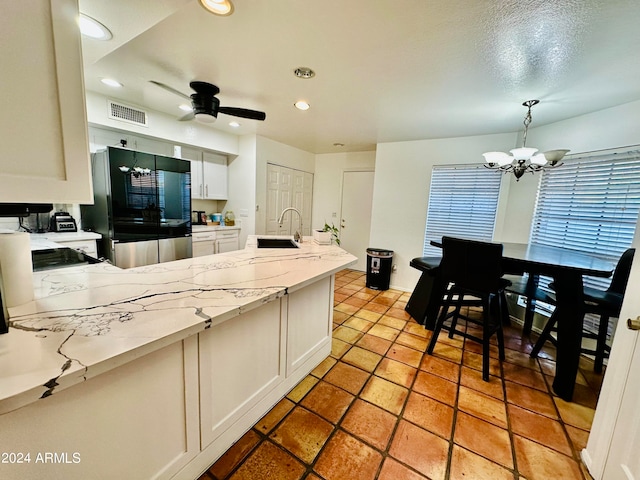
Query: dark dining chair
405 256 444 328
530 248 635 373
426 236 509 381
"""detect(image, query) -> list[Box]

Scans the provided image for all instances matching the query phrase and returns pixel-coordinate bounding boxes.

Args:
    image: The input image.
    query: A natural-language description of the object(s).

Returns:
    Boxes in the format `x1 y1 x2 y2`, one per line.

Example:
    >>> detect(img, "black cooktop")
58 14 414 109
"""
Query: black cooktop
31 248 102 272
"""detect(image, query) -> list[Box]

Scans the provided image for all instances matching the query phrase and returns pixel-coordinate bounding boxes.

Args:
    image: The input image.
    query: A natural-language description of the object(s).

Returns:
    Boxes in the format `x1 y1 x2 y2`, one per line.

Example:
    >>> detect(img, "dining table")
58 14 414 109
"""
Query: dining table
414 240 615 401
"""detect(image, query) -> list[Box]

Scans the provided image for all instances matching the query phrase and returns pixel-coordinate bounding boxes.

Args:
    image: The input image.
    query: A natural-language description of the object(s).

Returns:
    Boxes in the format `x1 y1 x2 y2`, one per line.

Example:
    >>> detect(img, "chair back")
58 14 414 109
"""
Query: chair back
440 236 504 294
608 248 636 295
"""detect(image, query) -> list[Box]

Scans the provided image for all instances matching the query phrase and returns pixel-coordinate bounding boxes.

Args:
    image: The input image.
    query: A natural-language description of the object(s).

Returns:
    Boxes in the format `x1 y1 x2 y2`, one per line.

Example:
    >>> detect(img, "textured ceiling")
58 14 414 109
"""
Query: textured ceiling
79 0 640 154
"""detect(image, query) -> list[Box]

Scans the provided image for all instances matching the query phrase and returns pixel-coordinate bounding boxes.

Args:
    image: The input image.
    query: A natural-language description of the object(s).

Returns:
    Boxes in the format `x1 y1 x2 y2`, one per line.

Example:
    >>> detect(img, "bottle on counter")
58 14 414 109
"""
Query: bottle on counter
224 211 235 226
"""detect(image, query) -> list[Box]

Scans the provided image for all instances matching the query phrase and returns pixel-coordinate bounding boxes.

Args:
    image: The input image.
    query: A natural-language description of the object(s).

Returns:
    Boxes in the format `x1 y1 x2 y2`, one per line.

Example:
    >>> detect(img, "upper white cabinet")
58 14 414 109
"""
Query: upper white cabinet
184 149 228 200
0 0 92 204
202 152 228 200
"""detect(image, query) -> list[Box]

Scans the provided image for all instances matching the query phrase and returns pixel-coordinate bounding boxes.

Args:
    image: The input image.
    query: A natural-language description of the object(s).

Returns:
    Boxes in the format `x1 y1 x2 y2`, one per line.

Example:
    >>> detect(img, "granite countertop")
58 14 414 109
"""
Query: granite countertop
0 236 356 414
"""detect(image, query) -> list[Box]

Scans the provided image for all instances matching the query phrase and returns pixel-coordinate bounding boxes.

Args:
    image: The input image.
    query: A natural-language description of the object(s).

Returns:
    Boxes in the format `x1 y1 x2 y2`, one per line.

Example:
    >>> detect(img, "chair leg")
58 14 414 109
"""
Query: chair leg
530 312 558 358
594 315 610 374
448 293 464 339
427 293 454 355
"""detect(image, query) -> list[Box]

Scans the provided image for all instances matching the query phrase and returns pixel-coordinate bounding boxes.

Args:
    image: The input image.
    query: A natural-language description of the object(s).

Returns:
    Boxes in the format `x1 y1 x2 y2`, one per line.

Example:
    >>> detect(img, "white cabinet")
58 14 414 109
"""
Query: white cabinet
198 276 333 453
199 299 283 448
191 229 239 257
0 338 200 480
0 0 92 204
215 229 239 253
192 231 216 257
202 152 228 200
184 150 228 200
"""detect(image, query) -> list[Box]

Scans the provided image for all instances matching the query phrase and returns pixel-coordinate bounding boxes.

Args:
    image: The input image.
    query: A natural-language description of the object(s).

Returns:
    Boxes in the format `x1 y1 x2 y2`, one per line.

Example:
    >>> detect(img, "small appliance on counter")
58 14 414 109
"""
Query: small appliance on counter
193 210 207 225
50 211 78 232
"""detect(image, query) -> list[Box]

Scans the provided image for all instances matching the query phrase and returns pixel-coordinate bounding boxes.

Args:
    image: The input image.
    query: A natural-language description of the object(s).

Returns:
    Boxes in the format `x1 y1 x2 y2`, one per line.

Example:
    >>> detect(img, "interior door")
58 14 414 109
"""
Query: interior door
585 227 640 479
340 171 375 271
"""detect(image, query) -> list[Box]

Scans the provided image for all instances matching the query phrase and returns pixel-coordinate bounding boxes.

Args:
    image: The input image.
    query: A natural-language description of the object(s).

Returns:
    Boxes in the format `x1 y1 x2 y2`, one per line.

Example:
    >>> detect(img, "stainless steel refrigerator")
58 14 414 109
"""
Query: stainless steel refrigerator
81 146 192 268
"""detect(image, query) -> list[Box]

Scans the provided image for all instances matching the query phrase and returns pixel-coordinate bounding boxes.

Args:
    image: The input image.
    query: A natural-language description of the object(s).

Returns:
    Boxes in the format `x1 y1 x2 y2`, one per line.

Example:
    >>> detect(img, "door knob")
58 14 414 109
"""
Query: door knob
627 317 640 331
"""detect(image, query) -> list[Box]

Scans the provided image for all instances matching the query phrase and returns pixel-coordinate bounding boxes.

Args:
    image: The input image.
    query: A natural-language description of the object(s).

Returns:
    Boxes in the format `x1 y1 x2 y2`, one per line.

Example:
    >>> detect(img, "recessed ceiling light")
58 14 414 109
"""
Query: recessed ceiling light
294 101 310 111
179 104 193 112
199 0 234 16
100 78 123 88
78 14 112 40
229 121 240 128
294 67 315 79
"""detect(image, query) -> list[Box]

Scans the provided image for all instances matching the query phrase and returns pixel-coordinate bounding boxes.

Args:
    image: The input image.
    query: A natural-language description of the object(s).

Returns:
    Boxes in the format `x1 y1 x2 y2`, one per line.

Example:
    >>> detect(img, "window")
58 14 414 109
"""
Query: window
531 148 640 290
530 148 640 336
423 164 502 256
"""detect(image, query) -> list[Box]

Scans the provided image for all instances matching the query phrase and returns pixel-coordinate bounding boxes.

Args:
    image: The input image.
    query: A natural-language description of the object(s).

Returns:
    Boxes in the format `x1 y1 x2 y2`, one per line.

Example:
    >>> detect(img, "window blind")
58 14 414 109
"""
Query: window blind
531 149 640 291
423 164 502 256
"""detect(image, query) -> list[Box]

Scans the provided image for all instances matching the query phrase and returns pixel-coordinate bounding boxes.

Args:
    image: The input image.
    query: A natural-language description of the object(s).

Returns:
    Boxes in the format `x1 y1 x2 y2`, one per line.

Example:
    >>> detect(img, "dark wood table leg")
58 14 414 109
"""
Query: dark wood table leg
550 270 586 401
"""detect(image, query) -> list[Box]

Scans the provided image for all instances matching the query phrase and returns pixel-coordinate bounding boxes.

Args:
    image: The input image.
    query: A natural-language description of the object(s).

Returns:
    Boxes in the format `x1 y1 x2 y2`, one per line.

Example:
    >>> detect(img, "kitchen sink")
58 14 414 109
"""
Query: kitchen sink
257 238 300 248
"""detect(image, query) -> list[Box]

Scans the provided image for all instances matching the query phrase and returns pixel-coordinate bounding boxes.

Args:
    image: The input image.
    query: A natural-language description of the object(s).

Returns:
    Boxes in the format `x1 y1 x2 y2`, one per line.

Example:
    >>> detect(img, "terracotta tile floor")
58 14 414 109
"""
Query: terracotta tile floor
199 269 604 480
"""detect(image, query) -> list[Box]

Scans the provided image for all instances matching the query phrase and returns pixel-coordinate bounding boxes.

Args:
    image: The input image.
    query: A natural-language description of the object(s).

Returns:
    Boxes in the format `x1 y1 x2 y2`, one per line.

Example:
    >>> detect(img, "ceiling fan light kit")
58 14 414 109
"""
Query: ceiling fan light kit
483 100 570 181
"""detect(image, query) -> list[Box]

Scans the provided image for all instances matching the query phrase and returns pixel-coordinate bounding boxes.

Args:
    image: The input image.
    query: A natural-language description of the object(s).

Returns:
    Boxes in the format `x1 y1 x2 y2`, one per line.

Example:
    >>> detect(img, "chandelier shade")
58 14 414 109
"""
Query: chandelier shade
484 100 569 180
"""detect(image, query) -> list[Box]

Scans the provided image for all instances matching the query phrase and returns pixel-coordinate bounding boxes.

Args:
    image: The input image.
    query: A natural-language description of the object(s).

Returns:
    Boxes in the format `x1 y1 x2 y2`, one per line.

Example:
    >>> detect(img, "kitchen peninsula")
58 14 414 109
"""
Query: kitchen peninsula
0 237 356 480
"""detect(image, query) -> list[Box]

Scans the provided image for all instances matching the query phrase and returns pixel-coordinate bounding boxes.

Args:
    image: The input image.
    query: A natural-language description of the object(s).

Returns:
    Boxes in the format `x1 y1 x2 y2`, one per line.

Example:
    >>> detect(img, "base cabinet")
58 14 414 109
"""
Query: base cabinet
179 275 334 479
192 229 239 257
0 338 200 480
199 299 284 449
0 276 334 480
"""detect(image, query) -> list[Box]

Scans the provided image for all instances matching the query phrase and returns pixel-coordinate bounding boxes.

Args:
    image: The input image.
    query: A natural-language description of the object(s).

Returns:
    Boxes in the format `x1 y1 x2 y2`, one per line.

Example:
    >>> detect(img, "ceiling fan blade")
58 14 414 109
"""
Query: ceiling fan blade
178 111 195 122
149 80 191 101
218 106 266 121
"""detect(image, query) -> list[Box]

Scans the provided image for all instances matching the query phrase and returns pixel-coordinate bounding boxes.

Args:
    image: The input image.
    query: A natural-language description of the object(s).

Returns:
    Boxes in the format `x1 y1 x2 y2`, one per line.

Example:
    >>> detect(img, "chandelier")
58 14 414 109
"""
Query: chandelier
483 100 569 181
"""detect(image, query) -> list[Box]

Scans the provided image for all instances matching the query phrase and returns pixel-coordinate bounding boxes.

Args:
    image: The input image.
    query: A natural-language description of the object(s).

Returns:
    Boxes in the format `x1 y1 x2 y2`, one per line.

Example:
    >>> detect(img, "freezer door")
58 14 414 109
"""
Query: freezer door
159 236 192 263
114 239 159 268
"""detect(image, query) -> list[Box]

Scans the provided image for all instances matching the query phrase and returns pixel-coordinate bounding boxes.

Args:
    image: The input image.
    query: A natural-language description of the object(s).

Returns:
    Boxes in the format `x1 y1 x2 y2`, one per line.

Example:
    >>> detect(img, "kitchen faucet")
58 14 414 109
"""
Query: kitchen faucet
277 207 303 243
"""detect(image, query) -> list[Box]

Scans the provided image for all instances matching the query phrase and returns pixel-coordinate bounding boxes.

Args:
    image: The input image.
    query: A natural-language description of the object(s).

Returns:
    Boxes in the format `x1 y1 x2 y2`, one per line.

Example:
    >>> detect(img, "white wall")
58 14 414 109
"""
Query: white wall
312 151 376 231
370 132 518 290
228 135 257 247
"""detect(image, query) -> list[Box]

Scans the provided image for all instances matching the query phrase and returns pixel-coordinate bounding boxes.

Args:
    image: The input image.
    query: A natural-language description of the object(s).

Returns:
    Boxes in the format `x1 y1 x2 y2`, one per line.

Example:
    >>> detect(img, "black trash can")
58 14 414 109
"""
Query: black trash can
366 248 394 290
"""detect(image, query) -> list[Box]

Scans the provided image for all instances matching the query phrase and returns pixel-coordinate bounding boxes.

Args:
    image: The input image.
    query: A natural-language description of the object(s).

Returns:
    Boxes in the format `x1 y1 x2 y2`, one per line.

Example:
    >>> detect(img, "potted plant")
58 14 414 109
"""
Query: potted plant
313 222 340 245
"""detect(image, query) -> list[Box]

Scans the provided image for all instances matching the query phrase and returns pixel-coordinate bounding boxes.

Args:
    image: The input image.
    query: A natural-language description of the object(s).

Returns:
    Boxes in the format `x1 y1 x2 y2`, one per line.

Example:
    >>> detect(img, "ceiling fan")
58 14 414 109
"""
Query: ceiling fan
150 80 266 123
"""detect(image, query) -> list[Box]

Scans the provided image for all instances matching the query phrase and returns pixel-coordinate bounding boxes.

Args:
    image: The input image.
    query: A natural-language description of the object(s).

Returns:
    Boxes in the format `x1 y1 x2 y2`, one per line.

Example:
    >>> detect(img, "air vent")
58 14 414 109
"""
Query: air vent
108 100 148 127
